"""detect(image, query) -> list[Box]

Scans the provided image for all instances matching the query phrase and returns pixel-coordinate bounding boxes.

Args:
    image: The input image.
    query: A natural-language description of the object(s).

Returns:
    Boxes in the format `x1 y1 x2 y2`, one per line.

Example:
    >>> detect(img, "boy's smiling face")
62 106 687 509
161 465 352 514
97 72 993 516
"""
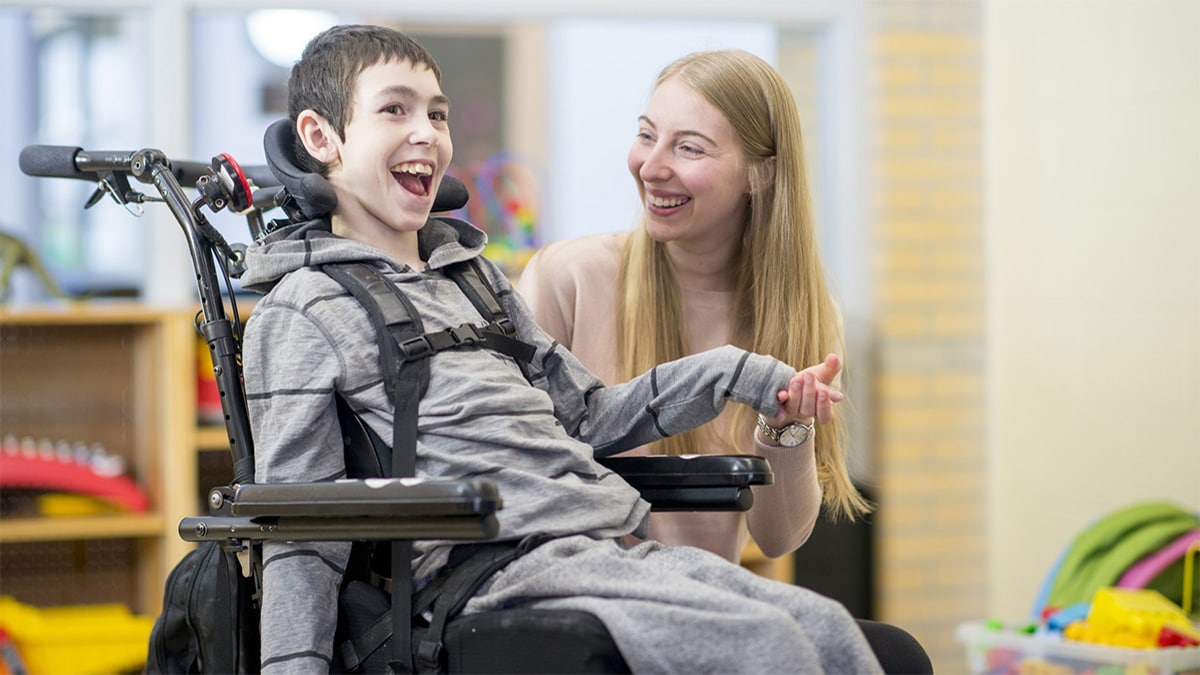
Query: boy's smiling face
313 57 453 239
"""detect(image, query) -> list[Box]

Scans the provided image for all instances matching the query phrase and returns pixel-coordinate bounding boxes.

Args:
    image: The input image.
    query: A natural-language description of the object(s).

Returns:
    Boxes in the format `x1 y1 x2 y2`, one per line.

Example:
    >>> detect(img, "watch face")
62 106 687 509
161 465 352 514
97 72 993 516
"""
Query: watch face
779 424 811 447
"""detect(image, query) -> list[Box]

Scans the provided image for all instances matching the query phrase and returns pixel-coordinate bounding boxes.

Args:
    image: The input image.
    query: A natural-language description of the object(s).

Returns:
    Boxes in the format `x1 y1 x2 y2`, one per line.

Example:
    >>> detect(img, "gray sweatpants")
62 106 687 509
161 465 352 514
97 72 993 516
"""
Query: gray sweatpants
463 535 884 674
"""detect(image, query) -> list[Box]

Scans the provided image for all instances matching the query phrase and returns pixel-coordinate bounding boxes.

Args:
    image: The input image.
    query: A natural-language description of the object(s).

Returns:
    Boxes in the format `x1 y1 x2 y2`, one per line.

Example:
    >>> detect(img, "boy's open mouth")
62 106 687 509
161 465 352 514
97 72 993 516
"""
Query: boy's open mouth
392 162 433 197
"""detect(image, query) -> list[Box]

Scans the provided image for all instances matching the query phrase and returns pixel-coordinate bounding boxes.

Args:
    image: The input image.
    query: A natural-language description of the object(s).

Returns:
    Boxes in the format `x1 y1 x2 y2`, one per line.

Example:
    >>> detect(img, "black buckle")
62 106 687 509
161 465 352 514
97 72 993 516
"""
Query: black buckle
399 336 433 359
447 324 482 346
415 640 443 670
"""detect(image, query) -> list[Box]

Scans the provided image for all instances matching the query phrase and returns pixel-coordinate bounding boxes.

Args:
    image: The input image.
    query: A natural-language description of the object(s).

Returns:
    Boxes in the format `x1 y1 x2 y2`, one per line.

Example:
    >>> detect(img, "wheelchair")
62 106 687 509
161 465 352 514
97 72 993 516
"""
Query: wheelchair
19 121 931 674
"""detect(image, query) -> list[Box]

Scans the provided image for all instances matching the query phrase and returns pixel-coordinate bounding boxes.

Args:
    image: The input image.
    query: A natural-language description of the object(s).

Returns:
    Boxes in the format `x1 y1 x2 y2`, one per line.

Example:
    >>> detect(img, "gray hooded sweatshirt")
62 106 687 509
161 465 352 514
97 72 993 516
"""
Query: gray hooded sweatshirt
240 216 882 674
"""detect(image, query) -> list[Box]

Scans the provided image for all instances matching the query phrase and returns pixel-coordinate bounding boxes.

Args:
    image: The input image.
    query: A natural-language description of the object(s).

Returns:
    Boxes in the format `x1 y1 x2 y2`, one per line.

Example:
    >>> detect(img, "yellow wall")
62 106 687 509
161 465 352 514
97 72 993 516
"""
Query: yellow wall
866 3 986 669
865 4 1199 670
985 0 1200 623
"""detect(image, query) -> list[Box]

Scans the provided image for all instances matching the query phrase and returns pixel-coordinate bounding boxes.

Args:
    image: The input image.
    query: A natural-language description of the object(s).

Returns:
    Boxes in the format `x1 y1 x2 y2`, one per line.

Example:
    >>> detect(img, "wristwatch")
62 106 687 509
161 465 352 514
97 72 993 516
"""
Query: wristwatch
756 414 815 448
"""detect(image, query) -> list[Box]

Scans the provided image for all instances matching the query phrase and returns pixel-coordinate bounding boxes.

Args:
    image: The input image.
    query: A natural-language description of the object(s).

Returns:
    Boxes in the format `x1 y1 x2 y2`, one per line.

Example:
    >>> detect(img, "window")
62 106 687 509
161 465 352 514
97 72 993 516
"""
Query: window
3 10 148 301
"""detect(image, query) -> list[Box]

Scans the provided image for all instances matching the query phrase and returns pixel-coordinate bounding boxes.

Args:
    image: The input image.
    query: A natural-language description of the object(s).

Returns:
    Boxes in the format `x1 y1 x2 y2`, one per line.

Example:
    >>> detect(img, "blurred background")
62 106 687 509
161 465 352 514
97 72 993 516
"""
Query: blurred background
0 1 1197 671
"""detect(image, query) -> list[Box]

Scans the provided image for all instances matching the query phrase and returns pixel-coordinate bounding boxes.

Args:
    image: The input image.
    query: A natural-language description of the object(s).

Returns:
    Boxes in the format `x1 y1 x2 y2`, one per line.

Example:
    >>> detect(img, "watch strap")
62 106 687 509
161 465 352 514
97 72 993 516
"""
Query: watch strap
756 414 814 447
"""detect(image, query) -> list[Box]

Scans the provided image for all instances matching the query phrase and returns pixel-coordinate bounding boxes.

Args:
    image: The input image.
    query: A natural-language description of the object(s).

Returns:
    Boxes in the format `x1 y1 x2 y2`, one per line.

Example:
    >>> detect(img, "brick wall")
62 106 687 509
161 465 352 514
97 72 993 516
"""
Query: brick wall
867 2 986 671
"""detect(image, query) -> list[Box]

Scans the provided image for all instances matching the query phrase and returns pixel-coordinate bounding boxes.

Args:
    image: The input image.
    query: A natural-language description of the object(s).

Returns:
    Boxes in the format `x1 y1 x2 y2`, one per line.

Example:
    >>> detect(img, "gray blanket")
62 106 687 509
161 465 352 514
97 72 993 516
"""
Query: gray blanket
465 536 884 674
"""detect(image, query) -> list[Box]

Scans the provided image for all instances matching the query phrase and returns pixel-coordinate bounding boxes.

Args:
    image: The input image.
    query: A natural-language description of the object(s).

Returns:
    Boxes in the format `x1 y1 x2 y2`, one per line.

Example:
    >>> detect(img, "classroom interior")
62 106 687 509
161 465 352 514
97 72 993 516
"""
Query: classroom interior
1 1 1198 673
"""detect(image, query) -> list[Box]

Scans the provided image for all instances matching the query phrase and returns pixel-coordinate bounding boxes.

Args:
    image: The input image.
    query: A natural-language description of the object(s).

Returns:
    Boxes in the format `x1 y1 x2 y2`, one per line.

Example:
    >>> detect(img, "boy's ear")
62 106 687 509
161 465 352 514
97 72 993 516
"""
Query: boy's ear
296 110 339 165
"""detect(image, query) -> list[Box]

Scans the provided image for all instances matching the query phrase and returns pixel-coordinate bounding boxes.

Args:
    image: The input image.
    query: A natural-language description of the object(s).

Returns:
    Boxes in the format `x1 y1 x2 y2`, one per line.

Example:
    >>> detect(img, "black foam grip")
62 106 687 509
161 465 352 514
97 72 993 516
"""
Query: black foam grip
19 145 84 179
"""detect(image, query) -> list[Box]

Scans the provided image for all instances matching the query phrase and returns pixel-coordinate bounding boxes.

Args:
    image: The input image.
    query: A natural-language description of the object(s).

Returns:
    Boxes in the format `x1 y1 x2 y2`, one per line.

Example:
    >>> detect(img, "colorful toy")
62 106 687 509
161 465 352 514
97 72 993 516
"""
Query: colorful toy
957 618 1200 674
0 437 149 512
1034 502 1200 620
469 150 542 278
1063 588 1200 649
961 502 1200 673
1186 544 1198 616
472 150 540 250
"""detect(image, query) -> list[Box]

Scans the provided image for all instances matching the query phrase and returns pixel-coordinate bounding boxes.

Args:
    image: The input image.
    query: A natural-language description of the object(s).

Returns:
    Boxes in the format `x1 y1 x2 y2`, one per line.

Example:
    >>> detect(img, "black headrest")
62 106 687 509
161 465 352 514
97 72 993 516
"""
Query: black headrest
262 118 469 220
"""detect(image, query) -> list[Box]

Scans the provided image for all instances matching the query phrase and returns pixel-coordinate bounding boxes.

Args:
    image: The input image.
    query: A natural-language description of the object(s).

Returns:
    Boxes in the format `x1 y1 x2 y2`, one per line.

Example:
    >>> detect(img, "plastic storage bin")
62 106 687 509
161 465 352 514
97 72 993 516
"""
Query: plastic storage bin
0 595 154 674
957 620 1200 674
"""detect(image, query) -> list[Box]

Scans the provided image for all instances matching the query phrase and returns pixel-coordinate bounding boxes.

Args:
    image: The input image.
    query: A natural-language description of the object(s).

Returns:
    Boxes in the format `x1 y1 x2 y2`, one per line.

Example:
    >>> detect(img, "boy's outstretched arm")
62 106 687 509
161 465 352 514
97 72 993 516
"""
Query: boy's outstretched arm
496 261 822 456
577 345 798 456
494 265 784 452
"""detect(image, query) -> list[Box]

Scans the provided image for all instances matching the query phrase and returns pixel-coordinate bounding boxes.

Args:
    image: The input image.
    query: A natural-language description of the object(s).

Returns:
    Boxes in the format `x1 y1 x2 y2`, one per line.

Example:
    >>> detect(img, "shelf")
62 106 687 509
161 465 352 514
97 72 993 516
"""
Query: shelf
0 514 166 542
0 305 196 616
0 302 184 326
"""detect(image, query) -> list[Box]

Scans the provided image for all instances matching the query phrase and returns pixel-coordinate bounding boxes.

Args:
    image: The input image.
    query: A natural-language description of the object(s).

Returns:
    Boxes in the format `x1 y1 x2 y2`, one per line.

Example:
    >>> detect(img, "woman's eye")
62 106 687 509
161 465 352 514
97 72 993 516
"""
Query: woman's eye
677 144 704 157
635 130 654 143
383 104 405 115
430 110 449 122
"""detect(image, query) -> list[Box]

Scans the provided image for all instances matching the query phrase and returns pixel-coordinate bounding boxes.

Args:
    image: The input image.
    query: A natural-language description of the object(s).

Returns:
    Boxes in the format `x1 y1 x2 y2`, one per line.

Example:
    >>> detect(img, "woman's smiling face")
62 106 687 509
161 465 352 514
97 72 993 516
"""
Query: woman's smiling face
627 75 751 249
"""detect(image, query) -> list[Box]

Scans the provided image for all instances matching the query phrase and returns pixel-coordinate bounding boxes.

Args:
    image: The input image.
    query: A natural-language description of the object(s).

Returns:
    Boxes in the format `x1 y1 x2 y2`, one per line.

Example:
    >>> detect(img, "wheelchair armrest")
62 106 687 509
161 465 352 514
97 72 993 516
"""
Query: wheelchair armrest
230 478 500 517
598 455 773 512
178 478 500 543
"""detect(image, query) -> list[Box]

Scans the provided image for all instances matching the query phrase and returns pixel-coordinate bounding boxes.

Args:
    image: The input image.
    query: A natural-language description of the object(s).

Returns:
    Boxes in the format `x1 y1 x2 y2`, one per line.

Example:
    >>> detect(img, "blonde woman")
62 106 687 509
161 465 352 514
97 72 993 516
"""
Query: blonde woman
518 49 871 563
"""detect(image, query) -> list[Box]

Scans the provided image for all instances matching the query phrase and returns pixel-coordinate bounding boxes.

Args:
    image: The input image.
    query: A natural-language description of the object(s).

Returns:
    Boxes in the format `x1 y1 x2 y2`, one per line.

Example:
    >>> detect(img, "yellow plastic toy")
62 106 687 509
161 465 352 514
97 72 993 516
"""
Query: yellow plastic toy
1063 588 1200 649
0 596 154 674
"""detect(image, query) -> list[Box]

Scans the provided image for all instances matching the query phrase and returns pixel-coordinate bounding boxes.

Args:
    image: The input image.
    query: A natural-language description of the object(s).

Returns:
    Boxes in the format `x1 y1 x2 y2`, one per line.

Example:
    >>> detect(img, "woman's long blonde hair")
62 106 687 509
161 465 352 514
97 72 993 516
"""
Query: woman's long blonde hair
616 50 870 521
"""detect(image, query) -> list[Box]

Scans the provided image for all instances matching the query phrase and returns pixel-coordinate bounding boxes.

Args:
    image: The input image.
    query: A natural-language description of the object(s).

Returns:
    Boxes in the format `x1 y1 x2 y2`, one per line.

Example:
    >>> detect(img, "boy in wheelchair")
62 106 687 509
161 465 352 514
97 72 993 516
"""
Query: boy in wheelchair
241 24 884 674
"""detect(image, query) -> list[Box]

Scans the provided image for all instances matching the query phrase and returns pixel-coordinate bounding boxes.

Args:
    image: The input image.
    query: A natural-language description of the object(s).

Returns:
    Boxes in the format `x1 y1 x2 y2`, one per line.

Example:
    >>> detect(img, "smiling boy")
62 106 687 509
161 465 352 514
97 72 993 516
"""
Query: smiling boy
239 24 882 674
286 32 448 271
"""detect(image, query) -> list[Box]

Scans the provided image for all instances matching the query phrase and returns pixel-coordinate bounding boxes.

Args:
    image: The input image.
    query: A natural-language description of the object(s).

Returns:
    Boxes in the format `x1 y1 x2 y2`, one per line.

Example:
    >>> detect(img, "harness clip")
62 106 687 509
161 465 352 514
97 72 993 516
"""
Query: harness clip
447 324 483 346
399 336 434 359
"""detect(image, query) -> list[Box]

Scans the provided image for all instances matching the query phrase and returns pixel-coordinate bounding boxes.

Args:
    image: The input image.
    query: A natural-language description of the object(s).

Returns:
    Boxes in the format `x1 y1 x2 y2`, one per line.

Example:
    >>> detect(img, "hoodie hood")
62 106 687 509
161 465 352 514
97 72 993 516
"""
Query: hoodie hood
239 216 488 294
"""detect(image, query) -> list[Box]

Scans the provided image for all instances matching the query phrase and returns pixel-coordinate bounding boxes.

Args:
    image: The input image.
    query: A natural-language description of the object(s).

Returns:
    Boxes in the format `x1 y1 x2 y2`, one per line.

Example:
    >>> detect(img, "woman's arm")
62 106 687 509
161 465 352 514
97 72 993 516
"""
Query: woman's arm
746 438 822 557
745 354 845 556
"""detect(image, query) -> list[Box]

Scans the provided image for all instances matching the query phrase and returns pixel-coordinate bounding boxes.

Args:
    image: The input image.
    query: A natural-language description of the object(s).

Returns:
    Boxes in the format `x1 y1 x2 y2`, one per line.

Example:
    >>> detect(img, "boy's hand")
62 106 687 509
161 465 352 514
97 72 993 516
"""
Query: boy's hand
770 353 844 427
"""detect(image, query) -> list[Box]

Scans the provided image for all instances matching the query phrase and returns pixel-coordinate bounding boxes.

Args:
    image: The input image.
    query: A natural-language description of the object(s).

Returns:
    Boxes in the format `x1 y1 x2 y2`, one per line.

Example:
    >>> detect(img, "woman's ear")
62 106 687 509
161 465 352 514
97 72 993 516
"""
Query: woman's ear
761 156 777 186
748 156 777 194
296 110 339 165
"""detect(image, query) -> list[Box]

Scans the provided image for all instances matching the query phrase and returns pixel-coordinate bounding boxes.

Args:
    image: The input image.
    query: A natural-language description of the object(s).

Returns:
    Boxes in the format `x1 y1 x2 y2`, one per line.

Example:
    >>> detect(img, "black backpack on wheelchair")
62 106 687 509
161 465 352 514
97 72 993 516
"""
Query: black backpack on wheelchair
18 122 774 674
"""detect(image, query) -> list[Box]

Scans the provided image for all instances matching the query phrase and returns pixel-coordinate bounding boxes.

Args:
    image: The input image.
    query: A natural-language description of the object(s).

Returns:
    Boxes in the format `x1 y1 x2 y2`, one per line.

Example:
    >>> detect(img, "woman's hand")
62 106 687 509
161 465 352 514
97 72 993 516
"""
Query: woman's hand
770 353 844 426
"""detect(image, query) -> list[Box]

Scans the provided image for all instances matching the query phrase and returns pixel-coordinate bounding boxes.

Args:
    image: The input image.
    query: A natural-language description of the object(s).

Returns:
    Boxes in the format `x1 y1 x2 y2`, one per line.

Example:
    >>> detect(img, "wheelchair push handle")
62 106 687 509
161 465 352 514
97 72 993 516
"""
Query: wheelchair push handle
18 144 90 179
19 145 178 184
20 144 279 209
20 142 266 487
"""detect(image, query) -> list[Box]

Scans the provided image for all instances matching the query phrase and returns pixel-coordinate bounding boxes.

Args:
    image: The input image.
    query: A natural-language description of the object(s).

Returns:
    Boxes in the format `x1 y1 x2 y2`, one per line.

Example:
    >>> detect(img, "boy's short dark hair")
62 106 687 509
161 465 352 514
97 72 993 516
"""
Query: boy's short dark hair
287 24 442 174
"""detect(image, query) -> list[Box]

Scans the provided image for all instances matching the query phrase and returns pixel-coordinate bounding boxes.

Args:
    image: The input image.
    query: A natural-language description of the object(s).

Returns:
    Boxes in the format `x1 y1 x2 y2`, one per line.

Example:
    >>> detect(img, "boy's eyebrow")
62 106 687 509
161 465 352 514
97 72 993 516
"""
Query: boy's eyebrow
377 84 450 108
638 115 716 146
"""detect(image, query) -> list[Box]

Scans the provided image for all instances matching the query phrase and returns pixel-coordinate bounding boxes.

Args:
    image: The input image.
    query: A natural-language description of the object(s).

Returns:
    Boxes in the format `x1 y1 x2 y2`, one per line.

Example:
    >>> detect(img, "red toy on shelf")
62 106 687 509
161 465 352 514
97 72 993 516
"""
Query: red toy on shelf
0 438 149 513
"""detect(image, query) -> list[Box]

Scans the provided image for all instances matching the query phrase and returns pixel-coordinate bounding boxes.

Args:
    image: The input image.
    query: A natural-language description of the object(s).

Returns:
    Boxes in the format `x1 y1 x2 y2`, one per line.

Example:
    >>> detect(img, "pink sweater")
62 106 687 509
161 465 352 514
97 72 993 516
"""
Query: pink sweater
517 233 821 562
